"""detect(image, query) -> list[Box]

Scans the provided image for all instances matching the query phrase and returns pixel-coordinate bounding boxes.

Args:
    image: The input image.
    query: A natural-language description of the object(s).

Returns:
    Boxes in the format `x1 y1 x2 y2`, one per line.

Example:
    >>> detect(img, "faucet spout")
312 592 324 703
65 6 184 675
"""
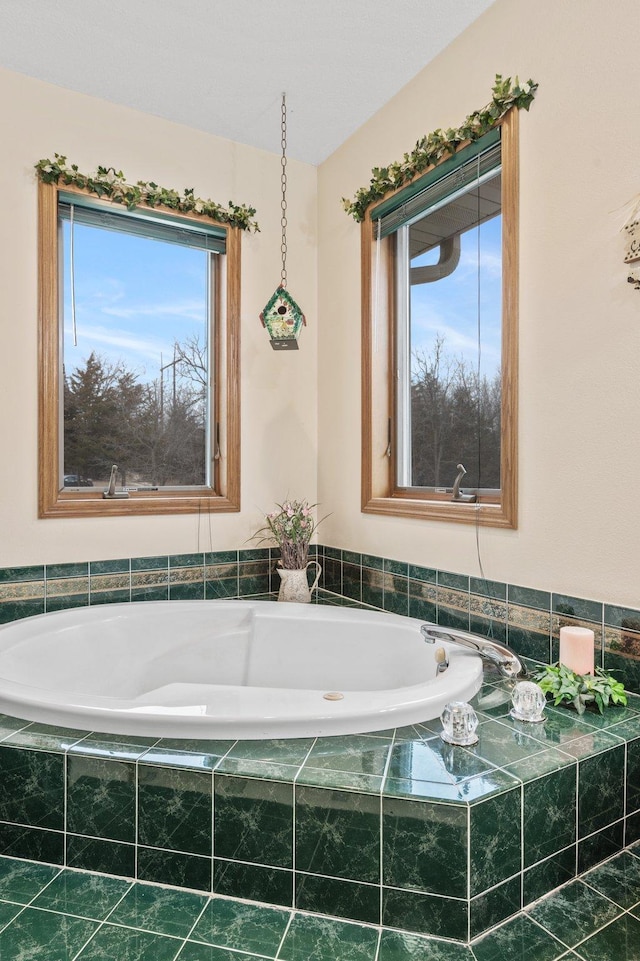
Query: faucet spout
421 624 526 679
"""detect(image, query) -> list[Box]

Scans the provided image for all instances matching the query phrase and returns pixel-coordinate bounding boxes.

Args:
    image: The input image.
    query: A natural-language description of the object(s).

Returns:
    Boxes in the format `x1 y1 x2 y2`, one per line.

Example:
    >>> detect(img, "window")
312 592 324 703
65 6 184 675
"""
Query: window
38 182 241 517
361 110 518 528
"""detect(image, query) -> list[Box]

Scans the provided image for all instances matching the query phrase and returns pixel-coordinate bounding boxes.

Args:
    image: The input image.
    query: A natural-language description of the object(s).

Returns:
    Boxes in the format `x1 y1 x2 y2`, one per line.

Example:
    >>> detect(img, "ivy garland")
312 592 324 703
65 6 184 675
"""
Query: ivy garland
342 74 538 222
35 154 259 232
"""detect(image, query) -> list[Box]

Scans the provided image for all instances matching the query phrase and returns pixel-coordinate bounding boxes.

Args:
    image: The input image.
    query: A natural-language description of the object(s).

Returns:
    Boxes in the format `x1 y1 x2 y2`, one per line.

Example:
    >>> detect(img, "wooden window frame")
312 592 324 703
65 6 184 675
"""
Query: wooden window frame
38 181 241 518
361 110 518 529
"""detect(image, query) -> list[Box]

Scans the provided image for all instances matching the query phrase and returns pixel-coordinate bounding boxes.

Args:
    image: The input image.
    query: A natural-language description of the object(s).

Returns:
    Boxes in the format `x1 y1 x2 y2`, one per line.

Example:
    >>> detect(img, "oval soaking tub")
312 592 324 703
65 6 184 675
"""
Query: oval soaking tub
0 600 483 739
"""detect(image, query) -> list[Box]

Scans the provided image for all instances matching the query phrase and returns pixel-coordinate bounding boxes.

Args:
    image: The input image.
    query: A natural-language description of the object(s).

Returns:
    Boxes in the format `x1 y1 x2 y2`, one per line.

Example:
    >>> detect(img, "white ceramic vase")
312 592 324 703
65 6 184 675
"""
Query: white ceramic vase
276 561 322 603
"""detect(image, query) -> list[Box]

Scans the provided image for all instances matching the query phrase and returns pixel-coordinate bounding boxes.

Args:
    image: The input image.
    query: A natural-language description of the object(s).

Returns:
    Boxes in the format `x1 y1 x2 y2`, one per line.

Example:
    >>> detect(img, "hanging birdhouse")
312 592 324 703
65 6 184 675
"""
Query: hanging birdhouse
260 286 306 349
259 94 307 349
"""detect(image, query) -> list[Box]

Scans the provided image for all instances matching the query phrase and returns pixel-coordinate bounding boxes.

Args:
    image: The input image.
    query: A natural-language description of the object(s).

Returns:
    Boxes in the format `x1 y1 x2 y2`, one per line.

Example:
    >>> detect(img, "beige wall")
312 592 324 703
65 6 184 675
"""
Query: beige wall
3 0 640 610
318 0 640 608
1 67 318 566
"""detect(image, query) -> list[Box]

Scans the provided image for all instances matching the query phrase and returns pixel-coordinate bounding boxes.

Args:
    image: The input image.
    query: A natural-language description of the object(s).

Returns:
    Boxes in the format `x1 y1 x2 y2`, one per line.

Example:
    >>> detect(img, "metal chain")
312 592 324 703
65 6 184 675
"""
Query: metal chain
280 93 288 288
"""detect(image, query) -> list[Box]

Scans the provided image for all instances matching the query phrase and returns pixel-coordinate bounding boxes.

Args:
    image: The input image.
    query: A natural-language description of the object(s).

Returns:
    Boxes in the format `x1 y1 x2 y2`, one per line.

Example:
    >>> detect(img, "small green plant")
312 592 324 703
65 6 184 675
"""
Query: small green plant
534 663 627 715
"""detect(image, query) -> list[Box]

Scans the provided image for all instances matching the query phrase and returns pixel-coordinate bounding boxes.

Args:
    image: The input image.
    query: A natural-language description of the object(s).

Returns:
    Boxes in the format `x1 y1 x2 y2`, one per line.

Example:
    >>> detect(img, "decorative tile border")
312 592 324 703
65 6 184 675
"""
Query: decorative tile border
316 546 640 696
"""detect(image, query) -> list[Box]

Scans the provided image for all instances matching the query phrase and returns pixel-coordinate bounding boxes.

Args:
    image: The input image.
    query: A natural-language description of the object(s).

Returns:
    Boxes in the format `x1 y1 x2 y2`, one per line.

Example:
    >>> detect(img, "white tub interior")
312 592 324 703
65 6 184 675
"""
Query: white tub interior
0 600 484 739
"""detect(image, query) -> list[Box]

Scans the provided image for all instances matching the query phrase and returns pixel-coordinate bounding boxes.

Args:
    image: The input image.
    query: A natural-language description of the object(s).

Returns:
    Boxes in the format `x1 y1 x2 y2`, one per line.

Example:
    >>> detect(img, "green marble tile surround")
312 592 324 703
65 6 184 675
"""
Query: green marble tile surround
0 842 637 959
0 544 639 948
0 678 636 944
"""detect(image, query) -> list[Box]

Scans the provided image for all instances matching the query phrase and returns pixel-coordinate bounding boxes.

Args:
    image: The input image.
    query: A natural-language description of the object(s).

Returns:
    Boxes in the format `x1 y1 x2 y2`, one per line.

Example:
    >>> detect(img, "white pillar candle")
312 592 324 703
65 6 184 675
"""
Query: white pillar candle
559 626 595 676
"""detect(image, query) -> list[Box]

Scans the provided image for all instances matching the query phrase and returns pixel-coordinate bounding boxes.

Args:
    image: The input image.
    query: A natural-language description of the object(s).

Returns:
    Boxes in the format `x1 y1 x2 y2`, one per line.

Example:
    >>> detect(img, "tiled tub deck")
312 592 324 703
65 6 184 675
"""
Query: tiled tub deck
0 670 638 948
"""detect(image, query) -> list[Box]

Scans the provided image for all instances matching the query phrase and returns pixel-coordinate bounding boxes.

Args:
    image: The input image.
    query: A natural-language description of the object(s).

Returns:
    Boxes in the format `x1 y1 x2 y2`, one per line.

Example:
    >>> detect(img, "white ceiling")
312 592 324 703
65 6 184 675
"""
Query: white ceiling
0 0 496 165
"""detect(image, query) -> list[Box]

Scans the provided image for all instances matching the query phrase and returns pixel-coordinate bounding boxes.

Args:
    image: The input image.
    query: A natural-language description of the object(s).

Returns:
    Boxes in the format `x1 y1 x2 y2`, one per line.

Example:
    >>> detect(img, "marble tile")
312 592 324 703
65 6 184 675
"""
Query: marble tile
0 907 97 959
575 913 640 961
628 734 640 814
385 767 520 805
508 585 550 610
527 878 622 948
470 787 521 895
213 859 293 907
4 723 86 752
215 757 300 782
303 735 391 776
190 897 289 955
511 706 594 747
386 737 495 785
74 922 182 960
470 875 521 939
559 730 625 762
578 746 625 838
0 745 64 830
466 718 547 767
278 913 379 961
137 847 211 892
0 822 65 864
294 873 379 925
382 888 468 942
89 558 130 575
523 847 577 905
383 572 409 616
32 869 131 919
296 786 380 884
108 882 208 937
0 855 60 903
67 755 136 842
300 770 384 797
0 900 22 932
524 766 577 867
471 913 566 961
505 748 577 783
70 733 159 762
178 945 266 961
383 797 467 898
138 765 212 855
583 850 640 909
66 835 136 878
214 775 293 868
378 928 474 960
224 738 313 765
578 822 625 874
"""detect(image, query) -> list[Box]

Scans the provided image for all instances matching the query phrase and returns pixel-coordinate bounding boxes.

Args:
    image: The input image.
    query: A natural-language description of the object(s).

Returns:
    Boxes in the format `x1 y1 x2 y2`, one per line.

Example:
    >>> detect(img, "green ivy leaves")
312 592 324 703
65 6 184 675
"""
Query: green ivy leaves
534 662 627 715
35 155 259 232
342 74 538 222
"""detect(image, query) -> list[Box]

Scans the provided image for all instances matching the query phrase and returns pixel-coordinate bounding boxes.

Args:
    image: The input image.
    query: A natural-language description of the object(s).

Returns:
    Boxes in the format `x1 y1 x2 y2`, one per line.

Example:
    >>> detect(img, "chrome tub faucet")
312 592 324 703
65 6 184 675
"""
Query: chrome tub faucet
421 624 526 679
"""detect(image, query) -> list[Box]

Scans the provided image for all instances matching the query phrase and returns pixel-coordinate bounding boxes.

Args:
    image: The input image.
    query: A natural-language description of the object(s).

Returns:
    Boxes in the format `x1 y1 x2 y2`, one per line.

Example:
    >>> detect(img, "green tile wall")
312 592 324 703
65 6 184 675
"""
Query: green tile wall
0 696 635 943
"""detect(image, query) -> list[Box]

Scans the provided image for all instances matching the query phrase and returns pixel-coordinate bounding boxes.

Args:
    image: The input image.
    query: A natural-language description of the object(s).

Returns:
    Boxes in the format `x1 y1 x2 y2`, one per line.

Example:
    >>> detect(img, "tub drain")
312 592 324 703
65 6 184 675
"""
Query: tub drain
323 692 344 701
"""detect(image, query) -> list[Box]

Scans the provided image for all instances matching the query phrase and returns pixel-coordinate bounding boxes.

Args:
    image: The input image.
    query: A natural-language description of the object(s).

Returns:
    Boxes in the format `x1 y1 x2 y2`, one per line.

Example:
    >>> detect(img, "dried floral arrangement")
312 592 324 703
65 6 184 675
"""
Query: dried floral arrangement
254 500 325 570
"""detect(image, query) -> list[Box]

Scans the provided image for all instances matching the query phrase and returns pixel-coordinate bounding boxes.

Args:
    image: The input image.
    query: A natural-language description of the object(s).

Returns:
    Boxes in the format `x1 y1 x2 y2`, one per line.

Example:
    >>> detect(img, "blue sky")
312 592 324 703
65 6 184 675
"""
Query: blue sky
62 223 208 383
410 215 502 380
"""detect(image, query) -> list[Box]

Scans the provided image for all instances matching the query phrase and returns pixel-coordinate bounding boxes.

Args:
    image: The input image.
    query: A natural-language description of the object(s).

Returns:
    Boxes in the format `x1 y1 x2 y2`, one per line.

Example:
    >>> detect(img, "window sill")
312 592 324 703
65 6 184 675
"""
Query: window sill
38 489 240 519
362 494 516 529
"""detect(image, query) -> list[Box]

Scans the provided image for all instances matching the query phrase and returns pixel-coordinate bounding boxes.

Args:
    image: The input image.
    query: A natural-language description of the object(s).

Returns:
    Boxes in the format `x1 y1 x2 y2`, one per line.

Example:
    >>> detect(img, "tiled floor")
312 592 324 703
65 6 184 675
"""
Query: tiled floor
0 842 637 960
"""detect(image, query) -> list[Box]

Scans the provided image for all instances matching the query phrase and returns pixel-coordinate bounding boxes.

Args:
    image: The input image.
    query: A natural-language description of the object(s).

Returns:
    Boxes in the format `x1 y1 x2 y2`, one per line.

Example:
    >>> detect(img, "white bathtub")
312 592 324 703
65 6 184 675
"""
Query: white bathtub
0 600 483 739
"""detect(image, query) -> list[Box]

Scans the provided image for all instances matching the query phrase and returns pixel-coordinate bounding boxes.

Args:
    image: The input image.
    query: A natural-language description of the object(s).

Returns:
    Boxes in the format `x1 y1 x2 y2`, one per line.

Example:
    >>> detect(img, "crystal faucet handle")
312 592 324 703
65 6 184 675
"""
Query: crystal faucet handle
510 680 546 723
440 701 479 746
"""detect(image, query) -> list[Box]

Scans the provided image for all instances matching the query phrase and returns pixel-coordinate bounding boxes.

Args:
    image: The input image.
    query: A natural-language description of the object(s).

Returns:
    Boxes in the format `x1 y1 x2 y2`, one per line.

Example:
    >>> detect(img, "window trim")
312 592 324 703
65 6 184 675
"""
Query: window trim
361 109 518 529
38 181 241 518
